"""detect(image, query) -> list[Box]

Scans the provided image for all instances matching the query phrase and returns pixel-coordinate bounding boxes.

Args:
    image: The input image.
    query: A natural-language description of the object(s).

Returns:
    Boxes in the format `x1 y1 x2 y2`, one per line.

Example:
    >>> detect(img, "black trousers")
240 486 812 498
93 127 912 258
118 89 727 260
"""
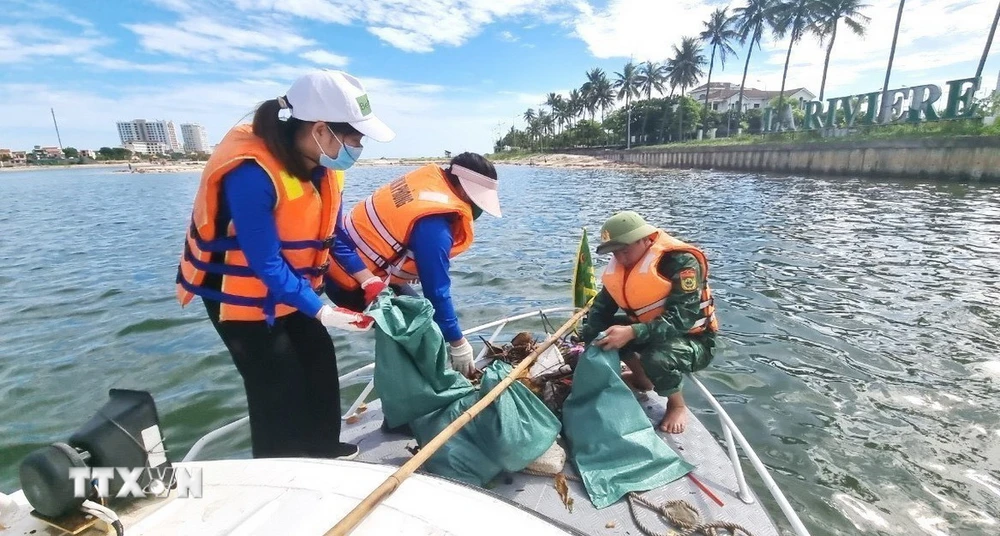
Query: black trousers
204 300 342 458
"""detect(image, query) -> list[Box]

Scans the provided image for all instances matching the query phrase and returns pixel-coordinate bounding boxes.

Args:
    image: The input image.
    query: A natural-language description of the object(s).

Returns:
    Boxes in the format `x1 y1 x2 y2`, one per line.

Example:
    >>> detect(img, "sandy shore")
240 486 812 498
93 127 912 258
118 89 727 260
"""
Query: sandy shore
0 162 205 174
492 153 637 169
1 154 633 174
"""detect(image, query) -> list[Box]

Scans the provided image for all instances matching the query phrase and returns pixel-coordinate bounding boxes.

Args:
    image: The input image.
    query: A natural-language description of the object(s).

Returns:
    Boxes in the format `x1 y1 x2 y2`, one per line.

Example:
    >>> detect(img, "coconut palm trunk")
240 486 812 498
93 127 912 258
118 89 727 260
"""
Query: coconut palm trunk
779 34 793 103
882 0 905 95
976 0 1000 81
640 89 652 144
819 20 838 101
702 42 717 134
736 46 754 119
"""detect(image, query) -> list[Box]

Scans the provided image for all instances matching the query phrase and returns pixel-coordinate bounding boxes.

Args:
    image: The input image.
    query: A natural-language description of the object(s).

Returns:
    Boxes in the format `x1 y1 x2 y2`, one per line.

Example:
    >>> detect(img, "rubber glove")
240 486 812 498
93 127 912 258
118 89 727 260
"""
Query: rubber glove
316 305 374 332
361 277 388 307
448 339 476 378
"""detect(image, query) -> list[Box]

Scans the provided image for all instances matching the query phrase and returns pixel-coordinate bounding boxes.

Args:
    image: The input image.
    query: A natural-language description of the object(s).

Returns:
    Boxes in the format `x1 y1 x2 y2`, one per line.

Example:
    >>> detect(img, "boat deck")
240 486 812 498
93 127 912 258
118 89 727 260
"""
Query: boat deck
342 394 780 536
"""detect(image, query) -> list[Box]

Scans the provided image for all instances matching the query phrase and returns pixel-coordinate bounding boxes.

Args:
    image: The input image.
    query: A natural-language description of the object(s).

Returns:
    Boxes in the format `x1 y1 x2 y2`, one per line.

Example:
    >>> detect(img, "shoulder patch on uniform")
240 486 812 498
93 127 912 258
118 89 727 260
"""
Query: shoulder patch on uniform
678 268 698 292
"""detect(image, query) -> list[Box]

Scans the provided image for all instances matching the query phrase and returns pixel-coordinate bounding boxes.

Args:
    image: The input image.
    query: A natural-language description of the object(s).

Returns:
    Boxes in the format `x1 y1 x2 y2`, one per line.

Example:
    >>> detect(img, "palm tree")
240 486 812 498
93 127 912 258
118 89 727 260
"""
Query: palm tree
977 1 1000 81
772 0 821 107
613 61 641 147
667 37 707 141
527 117 540 150
637 61 667 143
581 68 606 120
595 76 616 122
882 0 905 98
566 89 583 127
668 37 706 96
733 0 778 116
815 0 870 101
545 92 561 119
700 7 739 133
523 109 537 149
551 99 564 134
536 111 553 148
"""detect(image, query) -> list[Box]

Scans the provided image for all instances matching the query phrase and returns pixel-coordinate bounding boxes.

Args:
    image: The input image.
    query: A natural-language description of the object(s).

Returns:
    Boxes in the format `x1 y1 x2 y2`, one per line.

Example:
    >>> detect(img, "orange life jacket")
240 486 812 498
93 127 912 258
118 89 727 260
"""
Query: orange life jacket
175 124 343 322
326 164 474 289
601 230 718 334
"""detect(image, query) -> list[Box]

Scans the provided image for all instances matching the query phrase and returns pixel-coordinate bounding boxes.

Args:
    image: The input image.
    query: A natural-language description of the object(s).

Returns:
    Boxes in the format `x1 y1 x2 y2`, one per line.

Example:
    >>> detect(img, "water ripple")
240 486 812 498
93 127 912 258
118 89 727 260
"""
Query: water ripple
1 166 999 535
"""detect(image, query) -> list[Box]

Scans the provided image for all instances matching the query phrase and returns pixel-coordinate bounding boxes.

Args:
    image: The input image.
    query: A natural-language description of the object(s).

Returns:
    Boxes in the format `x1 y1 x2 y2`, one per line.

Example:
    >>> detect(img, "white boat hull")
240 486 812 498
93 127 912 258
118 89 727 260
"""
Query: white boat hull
2 458 575 535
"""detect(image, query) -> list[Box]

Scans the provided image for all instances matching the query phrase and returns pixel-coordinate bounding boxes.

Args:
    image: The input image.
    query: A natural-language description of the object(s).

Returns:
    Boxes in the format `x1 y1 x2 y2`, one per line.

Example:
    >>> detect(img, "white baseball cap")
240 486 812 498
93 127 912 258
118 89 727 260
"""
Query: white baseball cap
284 70 395 142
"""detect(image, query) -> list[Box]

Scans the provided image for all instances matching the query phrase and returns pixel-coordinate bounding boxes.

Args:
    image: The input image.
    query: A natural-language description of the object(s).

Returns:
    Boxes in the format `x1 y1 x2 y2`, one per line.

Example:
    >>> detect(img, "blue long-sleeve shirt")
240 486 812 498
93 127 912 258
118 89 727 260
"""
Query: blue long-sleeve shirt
331 213 462 341
409 216 463 342
222 161 363 318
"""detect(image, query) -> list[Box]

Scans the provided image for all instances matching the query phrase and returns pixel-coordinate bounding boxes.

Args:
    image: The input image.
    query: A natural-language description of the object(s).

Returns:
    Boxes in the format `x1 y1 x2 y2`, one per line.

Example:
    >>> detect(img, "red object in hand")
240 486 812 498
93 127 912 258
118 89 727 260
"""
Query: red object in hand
361 277 388 306
351 313 375 330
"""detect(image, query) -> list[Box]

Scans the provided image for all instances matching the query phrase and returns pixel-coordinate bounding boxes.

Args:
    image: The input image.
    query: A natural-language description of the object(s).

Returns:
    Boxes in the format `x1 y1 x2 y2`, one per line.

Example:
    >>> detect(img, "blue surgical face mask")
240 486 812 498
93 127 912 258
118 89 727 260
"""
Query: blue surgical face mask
315 127 362 170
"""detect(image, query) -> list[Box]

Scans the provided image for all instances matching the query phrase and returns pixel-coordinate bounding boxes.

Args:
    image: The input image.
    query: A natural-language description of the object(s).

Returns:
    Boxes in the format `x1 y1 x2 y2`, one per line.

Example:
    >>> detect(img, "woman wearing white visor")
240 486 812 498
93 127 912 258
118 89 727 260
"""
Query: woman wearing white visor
325 153 501 378
176 70 393 460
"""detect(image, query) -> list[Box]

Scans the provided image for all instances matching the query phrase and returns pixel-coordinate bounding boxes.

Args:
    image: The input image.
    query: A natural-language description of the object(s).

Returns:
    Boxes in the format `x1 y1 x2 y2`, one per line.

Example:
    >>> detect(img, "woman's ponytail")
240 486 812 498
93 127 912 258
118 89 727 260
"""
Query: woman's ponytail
251 98 312 180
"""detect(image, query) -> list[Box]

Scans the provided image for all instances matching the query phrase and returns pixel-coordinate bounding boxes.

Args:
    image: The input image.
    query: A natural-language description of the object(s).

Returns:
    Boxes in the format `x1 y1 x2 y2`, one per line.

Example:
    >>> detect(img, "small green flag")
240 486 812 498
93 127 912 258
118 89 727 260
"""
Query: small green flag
572 227 598 308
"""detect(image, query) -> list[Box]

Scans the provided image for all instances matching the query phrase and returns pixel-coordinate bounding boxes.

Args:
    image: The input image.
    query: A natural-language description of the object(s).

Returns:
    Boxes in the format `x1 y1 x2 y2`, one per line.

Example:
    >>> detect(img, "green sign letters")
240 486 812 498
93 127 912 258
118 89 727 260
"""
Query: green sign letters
763 77 982 132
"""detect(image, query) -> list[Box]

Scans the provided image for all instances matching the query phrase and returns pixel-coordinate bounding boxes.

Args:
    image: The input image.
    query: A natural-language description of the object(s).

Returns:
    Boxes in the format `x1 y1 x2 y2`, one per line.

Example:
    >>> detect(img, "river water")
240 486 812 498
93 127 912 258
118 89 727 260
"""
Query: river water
1 165 998 535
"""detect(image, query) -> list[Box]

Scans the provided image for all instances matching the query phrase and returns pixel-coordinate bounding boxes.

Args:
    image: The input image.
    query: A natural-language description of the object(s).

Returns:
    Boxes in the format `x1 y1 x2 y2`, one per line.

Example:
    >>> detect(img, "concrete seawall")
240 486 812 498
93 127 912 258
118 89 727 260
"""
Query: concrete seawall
563 136 1000 182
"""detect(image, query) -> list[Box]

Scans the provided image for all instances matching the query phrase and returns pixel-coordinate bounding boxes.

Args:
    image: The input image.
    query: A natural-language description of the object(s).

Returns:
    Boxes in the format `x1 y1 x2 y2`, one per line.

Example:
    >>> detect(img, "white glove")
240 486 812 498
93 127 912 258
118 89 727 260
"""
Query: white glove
316 305 374 332
448 339 476 378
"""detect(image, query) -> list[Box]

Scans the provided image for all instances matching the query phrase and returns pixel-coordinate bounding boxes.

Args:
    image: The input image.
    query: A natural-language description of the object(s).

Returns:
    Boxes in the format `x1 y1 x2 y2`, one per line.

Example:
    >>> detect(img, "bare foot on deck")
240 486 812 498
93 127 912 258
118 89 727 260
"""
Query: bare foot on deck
659 393 687 434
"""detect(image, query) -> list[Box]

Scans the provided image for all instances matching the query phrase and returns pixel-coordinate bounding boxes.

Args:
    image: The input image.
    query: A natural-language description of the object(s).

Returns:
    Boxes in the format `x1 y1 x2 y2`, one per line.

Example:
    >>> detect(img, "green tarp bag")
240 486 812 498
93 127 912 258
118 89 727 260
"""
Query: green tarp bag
562 345 694 508
370 294 561 486
370 295 470 429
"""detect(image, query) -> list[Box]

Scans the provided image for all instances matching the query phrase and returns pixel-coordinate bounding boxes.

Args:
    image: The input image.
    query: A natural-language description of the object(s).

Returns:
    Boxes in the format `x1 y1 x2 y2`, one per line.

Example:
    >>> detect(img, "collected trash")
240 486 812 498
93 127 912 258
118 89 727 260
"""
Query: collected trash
483 331 584 418
553 473 574 513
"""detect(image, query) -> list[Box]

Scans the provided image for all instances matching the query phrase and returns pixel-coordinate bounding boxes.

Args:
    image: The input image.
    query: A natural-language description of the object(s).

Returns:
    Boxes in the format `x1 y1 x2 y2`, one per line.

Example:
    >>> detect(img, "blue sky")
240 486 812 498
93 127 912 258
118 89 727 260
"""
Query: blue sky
2 0 998 157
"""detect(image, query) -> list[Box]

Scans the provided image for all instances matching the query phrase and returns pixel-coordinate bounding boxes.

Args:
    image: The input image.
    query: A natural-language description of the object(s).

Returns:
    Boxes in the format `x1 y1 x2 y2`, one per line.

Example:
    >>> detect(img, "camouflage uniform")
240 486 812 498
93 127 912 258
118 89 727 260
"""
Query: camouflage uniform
580 252 716 396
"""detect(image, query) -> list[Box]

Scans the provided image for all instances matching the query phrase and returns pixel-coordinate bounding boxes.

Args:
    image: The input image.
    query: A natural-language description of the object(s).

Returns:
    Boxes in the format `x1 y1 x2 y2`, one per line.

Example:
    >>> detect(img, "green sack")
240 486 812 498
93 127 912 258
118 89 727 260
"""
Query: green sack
371 294 561 486
562 345 694 508
371 295 472 429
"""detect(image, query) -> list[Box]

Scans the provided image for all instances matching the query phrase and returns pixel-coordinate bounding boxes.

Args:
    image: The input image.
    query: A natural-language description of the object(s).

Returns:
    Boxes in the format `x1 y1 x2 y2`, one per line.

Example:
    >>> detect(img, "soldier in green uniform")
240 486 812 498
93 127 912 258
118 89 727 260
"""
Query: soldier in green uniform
580 211 718 433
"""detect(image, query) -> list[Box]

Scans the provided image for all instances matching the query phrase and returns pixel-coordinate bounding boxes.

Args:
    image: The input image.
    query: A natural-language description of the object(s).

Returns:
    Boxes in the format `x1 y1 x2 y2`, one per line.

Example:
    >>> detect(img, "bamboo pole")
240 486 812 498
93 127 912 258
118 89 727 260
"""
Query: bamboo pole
325 303 593 536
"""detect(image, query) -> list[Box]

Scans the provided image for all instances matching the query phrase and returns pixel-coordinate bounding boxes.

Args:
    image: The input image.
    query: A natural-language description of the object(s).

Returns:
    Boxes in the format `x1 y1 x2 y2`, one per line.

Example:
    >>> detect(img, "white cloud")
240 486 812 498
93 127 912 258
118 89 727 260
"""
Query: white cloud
367 27 439 54
124 17 315 62
6 0 98 30
300 49 350 67
77 55 192 74
216 0 570 52
499 30 519 42
571 0 716 61
0 24 109 63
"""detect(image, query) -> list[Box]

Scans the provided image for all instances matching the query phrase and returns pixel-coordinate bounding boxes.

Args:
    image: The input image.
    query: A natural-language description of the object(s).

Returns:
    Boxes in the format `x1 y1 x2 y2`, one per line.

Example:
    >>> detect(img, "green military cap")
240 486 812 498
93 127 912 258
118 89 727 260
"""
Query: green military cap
595 211 658 254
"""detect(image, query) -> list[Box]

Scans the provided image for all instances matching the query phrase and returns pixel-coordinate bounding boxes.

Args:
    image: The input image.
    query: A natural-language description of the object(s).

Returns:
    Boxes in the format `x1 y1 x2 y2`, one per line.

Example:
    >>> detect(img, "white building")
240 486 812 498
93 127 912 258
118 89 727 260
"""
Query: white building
180 123 211 153
117 119 182 152
124 141 171 155
688 82 816 113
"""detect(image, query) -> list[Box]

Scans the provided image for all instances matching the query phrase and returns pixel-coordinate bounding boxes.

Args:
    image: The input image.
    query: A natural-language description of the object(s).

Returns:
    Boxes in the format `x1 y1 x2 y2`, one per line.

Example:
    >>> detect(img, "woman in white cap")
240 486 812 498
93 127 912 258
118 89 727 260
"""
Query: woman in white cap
325 152 501 380
176 70 394 459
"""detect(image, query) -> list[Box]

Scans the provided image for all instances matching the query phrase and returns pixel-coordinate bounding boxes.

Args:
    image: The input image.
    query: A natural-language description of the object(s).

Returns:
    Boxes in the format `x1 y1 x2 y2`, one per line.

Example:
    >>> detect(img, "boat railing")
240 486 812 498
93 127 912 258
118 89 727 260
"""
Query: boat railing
182 307 811 536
